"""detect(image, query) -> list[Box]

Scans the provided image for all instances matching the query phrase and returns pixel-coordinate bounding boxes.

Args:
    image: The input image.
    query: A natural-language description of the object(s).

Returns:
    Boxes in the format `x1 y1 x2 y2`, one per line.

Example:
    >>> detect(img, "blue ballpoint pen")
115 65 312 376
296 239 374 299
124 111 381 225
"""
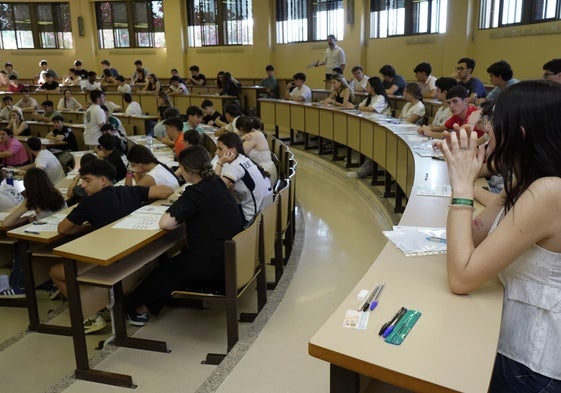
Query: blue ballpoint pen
381 307 407 337
369 283 385 311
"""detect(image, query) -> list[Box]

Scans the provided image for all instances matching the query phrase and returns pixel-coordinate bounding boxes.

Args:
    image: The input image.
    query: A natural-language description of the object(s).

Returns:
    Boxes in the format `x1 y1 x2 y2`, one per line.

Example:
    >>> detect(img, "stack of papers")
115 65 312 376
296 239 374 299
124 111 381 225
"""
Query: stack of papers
383 226 447 257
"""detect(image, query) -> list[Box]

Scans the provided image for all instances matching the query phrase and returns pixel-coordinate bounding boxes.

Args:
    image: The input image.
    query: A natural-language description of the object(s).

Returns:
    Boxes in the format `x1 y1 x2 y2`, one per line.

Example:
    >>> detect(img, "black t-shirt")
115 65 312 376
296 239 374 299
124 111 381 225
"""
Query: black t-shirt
52 126 78 151
104 150 128 182
42 80 59 90
192 74 206 86
66 186 149 229
167 176 243 274
220 80 239 96
202 111 221 125
76 69 89 79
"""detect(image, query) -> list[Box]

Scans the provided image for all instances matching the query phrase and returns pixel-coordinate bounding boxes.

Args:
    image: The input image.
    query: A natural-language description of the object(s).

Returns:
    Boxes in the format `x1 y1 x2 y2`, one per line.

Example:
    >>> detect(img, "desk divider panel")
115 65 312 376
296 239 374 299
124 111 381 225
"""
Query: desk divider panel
359 119 374 159
304 106 320 136
170 95 192 112
136 94 159 116
275 102 291 137
260 100 276 133
396 139 409 192
319 110 334 140
333 111 347 145
373 124 388 167
406 148 415 195
290 105 306 134
347 116 361 151
385 132 399 178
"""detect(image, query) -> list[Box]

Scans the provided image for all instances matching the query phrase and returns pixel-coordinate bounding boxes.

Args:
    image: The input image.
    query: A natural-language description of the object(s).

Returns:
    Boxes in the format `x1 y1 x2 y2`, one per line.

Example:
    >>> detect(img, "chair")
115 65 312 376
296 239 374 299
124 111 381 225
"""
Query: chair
275 180 291 264
171 213 267 365
262 195 281 287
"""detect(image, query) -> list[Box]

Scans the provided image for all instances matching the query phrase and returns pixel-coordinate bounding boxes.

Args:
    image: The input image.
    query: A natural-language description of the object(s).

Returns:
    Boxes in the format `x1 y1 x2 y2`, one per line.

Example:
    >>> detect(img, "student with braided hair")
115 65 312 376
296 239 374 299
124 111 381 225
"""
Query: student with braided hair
125 145 243 325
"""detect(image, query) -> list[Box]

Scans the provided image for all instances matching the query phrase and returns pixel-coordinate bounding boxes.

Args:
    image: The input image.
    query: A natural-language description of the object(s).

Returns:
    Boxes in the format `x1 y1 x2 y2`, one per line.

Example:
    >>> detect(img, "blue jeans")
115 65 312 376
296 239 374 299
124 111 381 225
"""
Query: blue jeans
489 353 561 393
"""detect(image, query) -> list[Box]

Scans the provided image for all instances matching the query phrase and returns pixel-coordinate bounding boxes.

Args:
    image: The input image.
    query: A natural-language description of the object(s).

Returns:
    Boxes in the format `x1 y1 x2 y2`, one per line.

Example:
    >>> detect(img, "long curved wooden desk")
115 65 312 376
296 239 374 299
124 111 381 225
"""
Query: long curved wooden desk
259 99 503 393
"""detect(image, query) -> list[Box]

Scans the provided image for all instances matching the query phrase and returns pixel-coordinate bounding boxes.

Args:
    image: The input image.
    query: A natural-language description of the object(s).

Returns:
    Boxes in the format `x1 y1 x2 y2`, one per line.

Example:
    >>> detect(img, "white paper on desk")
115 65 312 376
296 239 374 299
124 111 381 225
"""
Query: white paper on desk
21 213 66 233
134 205 169 215
383 226 447 257
416 184 452 197
112 213 160 230
343 309 369 330
402 134 428 143
0 212 10 221
412 141 439 157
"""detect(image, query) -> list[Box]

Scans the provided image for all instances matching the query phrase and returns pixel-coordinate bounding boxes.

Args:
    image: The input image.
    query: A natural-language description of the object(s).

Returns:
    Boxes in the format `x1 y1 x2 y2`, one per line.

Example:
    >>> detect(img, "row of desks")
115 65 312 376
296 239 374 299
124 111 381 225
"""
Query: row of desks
258 98 503 392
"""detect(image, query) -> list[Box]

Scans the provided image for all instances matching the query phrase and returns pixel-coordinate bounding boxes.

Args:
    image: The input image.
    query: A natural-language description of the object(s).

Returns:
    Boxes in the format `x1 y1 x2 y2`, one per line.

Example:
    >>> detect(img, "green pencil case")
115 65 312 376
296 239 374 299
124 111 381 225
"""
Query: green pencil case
384 309 422 345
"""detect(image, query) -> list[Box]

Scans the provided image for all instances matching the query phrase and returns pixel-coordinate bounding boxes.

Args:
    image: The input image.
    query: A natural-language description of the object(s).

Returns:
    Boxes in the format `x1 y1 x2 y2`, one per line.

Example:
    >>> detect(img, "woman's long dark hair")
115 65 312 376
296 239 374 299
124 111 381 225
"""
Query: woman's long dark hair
23 168 65 211
127 144 179 181
178 145 215 180
366 76 389 108
488 80 561 211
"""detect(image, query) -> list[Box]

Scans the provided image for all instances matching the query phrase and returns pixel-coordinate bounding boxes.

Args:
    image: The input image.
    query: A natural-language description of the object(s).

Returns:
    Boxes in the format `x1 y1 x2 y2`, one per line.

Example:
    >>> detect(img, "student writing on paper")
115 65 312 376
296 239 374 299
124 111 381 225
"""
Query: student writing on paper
438 80 561 392
0 168 66 299
124 146 244 326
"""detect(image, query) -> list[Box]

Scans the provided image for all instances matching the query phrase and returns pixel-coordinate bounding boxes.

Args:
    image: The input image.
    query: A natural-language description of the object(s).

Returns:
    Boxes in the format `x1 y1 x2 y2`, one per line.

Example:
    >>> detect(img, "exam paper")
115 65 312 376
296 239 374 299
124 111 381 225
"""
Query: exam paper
416 184 452 197
112 213 161 230
383 226 447 257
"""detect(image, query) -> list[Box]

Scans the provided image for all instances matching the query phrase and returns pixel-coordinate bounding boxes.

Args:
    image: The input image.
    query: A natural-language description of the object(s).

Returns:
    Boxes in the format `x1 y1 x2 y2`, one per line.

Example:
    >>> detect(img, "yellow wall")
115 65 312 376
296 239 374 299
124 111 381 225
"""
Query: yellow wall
1 0 559 87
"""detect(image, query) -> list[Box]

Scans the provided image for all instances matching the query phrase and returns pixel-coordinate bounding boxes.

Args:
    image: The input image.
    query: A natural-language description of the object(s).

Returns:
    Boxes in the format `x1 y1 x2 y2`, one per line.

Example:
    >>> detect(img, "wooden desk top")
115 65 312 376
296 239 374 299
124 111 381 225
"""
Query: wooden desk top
7 208 71 244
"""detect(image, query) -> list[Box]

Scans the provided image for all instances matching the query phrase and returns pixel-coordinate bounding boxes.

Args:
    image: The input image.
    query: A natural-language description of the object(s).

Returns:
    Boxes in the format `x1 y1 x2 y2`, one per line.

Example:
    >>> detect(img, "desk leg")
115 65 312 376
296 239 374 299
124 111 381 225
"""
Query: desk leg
112 281 169 353
63 259 134 388
330 364 360 393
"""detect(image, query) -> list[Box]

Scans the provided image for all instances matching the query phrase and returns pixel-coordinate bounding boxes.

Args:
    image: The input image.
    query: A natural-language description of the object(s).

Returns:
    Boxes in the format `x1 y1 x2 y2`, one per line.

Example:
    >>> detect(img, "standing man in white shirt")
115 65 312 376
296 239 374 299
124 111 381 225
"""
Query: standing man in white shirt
84 90 106 148
314 35 346 81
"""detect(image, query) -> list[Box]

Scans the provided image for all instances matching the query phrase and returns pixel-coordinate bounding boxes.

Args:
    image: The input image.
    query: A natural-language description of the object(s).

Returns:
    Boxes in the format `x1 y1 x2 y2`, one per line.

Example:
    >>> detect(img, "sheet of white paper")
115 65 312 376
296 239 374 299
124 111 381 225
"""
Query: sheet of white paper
112 213 160 230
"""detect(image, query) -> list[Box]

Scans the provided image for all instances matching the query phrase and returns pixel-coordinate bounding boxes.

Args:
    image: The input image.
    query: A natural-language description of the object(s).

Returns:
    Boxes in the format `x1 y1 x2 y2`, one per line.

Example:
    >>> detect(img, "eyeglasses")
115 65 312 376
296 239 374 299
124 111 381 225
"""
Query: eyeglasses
456 66 466 71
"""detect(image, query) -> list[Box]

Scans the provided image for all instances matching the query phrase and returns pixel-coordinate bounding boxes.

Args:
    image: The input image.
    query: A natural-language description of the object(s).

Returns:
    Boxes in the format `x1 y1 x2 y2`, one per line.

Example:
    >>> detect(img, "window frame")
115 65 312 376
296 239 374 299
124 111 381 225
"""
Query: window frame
95 1 165 49
0 2 73 50
369 0 447 39
479 0 561 29
186 0 253 47
275 0 345 44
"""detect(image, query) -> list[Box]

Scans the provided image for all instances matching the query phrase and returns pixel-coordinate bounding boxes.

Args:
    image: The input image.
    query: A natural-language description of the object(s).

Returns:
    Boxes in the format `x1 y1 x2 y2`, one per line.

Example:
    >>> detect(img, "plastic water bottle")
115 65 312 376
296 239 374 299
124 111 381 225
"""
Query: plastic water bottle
6 170 14 186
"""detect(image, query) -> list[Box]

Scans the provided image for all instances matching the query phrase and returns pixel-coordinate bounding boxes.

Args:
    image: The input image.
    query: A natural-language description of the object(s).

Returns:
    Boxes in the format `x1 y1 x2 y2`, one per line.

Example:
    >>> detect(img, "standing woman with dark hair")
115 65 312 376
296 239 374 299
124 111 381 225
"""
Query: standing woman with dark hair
357 76 391 114
215 132 273 224
124 145 244 324
438 80 561 392
0 168 66 297
125 144 179 188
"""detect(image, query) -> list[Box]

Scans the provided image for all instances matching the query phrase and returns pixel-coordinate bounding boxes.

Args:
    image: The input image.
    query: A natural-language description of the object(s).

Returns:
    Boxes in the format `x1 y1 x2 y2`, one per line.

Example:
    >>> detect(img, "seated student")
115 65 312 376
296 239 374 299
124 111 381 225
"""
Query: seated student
357 76 391 114
214 132 274 224
100 123 127 154
8 75 25 93
140 73 161 94
45 115 78 151
163 117 187 157
349 65 369 93
216 71 225 89
80 71 102 92
14 90 38 111
66 153 97 204
62 68 82 87
0 168 66 298
259 65 278 98
36 72 60 92
201 99 223 126
186 65 206 86
399 83 426 125
413 62 437 98
379 64 407 96
156 92 171 119
114 75 131 94
154 107 180 141
101 59 119 78
170 68 186 85
37 59 57 85
131 60 149 86
476 60 519 105
418 77 457 138
285 72 312 103
32 100 61 123
443 85 486 142
0 95 23 120
437 80 561 393
100 69 117 89
51 159 174 331
236 116 278 186
7 109 30 136
320 73 354 109
57 88 83 111
455 57 486 103
96 134 128 181
100 104 128 141
166 75 189 96
124 93 143 116
73 59 88 79
125 145 179 188
0 128 29 167
124 146 243 324
219 72 240 99
542 58 561 83
18 137 65 185
185 106 204 135
214 102 243 137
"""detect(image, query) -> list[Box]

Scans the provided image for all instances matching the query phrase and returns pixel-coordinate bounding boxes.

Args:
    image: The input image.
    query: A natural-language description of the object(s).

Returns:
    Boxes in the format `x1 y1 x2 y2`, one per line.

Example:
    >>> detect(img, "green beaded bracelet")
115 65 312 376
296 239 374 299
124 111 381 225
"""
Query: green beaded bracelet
451 198 474 206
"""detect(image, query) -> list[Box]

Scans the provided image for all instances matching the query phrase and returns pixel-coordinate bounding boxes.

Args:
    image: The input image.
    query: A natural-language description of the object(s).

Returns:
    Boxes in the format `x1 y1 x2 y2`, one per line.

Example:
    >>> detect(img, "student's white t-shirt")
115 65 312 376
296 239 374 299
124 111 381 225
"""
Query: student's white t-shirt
432 106 452 126
126 101 143 116
147 164 179 189
399 101 426 124
35 149 65 185
289 85 312 103
83 104 106 146
359 94 391 114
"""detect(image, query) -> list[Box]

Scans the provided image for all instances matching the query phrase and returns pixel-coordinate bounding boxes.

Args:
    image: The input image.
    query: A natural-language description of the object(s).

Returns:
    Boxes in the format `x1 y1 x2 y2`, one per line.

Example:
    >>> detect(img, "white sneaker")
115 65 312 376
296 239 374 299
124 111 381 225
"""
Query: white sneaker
83 313 108 334
346 172 358 179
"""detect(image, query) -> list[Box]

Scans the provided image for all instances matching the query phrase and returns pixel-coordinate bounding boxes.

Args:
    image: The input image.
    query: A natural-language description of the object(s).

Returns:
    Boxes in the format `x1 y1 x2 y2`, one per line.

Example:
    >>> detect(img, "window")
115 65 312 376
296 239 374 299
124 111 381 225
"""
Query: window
479 0 560 29
0 2 72 49
187 0 253 47
95 1 165 49
369 0 447 38
276 0 344 44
